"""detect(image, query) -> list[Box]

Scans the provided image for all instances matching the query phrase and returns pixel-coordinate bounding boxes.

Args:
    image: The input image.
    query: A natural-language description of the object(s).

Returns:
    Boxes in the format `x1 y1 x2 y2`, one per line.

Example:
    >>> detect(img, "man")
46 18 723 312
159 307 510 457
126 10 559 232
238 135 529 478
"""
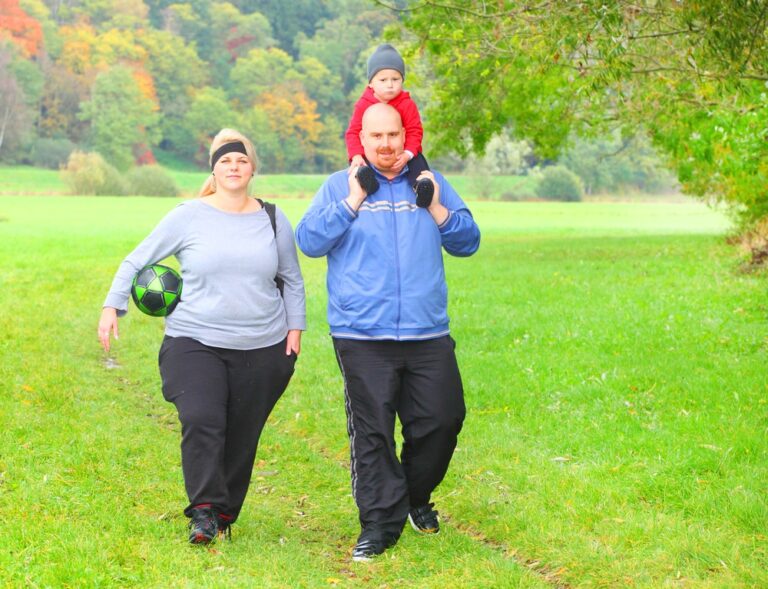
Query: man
295 103 480 561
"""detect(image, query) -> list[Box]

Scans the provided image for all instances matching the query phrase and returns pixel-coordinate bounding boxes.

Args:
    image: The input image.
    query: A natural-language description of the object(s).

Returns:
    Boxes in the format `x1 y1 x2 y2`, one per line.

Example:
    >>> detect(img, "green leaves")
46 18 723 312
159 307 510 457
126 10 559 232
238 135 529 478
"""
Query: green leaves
78 66 159 171
397 0 768 225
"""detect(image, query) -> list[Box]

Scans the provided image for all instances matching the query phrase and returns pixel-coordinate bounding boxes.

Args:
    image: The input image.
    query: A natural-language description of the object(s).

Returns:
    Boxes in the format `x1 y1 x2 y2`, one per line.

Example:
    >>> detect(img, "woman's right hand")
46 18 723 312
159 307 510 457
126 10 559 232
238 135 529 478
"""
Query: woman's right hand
98 307 119 353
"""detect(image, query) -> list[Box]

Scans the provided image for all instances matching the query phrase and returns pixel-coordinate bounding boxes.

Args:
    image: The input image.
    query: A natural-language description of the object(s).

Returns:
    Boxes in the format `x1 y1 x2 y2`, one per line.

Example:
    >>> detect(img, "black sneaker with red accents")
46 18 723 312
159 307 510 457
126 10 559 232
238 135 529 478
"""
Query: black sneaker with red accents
216 512 233 541
408 503 440 534
188 506 218 544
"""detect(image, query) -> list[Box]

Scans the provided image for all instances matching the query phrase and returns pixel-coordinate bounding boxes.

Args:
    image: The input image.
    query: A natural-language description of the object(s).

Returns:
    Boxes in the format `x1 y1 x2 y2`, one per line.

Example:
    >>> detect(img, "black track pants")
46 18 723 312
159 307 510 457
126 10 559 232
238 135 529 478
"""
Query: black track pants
406 153 430 187
333 336 465 533
158 335 296 521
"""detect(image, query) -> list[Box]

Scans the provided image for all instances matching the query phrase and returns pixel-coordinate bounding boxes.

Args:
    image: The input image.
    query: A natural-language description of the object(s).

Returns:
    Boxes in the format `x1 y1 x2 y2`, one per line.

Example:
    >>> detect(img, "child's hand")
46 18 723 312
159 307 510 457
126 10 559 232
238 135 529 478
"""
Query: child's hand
350 155 366 168
391 152 410 173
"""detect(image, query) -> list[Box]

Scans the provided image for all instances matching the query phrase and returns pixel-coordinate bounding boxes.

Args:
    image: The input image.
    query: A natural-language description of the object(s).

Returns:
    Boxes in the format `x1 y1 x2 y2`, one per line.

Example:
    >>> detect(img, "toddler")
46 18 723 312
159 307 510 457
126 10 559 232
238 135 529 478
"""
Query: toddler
345 43 433 205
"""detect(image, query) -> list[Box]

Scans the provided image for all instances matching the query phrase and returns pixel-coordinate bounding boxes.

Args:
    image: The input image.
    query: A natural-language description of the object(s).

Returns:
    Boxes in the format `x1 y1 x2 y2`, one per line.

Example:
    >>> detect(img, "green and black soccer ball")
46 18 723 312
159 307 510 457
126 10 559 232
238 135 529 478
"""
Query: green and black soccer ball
131 264 182 317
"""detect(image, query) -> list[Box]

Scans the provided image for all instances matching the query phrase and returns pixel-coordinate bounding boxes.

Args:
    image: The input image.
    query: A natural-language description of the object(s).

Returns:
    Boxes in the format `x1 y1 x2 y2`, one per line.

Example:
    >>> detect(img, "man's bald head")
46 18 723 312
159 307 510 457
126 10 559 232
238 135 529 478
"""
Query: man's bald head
362 102 403 131
360 103 405 178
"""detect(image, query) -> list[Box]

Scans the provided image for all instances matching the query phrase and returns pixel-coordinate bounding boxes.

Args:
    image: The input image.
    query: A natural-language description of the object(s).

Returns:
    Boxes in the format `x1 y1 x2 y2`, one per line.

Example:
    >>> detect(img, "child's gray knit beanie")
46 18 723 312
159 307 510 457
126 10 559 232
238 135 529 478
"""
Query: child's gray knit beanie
367 44 405 81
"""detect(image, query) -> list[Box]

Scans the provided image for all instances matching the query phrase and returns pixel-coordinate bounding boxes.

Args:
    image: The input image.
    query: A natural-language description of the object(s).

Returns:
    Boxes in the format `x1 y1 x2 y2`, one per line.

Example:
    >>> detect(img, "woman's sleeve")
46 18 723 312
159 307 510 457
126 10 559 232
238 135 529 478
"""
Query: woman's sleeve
102 205 189 315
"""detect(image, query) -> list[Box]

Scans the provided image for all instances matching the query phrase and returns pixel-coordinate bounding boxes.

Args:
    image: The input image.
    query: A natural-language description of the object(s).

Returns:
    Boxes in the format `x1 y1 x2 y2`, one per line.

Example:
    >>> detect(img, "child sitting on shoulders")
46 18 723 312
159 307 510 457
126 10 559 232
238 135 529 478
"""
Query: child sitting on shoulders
345 43 434 205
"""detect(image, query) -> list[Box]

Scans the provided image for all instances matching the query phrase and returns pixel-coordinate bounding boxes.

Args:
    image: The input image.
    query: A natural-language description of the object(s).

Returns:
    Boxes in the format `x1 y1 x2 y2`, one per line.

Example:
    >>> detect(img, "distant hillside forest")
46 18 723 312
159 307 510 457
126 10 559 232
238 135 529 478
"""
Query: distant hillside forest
0 0 674 192
0 0 399 172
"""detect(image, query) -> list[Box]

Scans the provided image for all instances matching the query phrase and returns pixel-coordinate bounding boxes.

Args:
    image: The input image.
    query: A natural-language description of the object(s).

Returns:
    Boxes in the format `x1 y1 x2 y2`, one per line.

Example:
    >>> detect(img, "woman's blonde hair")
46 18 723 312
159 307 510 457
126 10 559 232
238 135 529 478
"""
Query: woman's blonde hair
198 128 259 196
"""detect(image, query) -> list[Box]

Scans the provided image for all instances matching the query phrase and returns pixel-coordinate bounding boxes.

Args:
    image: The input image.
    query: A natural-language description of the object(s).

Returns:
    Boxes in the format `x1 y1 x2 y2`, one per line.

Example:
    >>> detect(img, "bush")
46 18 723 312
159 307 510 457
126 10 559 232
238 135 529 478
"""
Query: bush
31 138 77 169
61 152 127 196
124 165 179 197
535 166 584 202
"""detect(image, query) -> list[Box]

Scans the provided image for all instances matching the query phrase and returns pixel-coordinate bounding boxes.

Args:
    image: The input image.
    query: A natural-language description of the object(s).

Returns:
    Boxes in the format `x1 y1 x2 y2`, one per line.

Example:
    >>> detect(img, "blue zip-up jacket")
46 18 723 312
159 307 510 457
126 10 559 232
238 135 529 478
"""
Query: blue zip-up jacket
295 166 480 340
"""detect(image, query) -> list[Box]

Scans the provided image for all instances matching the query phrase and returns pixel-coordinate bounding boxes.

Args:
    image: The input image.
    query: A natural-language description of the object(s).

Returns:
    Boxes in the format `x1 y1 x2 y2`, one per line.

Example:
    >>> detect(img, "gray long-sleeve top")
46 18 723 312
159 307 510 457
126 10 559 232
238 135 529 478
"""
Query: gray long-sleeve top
103 199 306 350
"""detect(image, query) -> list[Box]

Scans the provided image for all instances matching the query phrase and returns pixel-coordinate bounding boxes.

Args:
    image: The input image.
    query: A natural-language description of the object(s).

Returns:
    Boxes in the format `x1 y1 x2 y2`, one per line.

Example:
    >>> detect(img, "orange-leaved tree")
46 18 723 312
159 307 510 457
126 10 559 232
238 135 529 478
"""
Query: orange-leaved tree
0 0 43 57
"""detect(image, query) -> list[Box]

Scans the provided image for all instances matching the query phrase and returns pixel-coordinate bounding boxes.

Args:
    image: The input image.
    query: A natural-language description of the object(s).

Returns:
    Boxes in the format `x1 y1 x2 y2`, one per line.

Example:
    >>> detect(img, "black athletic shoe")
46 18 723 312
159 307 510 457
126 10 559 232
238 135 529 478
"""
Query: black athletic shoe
217 525 231 541
414 178 434 208
188 506 219 545
351 526 400 562
408 503 440 534
356 165 379 196
217 513 233 541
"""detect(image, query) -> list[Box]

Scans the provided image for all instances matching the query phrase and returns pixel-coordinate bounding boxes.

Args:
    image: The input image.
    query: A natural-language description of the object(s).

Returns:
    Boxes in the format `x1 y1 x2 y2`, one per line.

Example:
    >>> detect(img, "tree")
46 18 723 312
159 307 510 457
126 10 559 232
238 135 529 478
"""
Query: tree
79 65 159 170
235 0 330 57
63 0 149 31
241 106 280 172
38 59 91 141
385 0 768 224
296 15 375 96
0 0 44 57
175 87 242 163
18 0 62 55
295 55 347 117
138 30 207 150
559 133 676 195
254 83 323 171
0 47 32 159
464 130 532 176
161 2 208 46
207 2 274 88
228 47 294 105
57 24 146 74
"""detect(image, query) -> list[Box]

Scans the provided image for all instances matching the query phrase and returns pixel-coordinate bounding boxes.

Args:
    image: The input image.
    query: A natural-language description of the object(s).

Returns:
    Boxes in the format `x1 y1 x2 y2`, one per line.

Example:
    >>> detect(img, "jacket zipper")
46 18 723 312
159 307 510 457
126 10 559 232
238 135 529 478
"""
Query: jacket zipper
389 179 401 338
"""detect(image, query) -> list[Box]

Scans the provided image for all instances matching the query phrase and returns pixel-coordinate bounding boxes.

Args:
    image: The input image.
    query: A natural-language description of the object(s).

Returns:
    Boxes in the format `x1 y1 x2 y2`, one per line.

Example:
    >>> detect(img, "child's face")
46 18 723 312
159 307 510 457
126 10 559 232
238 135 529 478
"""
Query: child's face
369 69 403 102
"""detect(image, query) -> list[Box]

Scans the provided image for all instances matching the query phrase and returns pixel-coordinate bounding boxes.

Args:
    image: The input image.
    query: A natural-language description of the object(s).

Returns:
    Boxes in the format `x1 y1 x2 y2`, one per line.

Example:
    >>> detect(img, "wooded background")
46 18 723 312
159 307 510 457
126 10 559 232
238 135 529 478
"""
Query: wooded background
1 1 767 223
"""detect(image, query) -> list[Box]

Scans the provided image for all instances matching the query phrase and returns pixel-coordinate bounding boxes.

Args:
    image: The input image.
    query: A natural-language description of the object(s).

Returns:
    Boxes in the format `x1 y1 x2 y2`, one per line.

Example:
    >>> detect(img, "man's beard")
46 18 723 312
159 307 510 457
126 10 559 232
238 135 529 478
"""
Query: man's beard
376 149 396 165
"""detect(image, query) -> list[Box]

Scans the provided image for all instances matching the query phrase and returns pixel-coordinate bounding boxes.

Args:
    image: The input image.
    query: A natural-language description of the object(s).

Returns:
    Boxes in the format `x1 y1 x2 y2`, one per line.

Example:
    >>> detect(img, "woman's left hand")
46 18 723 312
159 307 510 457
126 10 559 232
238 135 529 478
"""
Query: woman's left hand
286 329 302 356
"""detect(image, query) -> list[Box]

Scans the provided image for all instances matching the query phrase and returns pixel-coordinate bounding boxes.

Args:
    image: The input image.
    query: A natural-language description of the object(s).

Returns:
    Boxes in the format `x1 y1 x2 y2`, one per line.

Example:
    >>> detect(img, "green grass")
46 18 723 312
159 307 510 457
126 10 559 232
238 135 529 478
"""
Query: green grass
1 194 765 588
1 165 543 201
0 166 71 195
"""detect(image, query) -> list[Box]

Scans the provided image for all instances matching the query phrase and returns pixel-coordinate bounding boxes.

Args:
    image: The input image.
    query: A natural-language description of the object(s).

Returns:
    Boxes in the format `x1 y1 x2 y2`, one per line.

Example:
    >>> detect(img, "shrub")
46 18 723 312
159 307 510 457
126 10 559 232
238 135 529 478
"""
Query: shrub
535 166 584 202
31 138 77 169
124 165 179 197
61 151 127 196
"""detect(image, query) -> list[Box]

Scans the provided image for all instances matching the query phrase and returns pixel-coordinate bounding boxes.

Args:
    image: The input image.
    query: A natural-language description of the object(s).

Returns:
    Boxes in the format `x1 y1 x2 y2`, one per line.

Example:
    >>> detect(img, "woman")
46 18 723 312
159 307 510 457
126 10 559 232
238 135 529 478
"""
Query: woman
98 129 306 544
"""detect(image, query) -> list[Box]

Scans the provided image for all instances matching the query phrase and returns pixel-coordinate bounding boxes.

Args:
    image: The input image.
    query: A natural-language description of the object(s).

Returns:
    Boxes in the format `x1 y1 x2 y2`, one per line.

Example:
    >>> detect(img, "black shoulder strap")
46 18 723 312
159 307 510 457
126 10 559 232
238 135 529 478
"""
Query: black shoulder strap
257 198 277 237
256 198 284 295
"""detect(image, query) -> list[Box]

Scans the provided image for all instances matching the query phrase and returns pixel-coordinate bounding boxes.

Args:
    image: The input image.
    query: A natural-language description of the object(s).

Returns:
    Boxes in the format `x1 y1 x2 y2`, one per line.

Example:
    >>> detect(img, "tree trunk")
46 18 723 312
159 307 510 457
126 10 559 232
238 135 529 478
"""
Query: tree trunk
0 102 13 156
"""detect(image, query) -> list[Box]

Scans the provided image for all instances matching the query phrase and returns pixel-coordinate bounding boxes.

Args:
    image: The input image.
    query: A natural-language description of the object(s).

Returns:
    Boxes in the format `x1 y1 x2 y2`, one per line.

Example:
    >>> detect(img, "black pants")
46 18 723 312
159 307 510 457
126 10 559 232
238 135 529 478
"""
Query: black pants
333 336 465 534
158 335 296 522
406 153 430 188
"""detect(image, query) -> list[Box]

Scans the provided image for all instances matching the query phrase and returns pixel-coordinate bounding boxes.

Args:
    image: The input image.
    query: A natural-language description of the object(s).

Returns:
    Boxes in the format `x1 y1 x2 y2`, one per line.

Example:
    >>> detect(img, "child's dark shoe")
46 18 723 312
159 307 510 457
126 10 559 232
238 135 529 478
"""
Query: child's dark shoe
414 178 434 208
356 165 379 196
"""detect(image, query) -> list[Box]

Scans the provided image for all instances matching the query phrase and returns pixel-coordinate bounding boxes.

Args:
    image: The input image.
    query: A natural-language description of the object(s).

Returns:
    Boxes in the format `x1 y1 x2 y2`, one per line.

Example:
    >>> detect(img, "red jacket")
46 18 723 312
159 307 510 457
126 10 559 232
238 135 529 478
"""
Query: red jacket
345 87 424 161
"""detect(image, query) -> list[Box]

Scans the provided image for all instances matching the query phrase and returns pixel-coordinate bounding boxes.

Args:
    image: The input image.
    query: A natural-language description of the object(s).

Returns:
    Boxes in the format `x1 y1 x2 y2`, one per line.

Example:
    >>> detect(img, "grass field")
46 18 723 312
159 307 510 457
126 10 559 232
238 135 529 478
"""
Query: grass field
0 165 539 201
1 192 766 588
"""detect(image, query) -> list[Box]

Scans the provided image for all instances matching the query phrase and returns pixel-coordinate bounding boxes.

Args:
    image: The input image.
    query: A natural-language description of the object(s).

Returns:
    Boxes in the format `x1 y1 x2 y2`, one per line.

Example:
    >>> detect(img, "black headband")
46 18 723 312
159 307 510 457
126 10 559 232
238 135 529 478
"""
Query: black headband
210 141 247 169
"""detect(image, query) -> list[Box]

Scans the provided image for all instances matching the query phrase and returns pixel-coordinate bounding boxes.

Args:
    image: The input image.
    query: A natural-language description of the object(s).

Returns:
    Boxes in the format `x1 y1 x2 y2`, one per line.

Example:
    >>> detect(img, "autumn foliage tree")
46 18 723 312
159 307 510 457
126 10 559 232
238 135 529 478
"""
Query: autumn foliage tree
0 0 43 57
0 1 406 172
255 83 324 171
